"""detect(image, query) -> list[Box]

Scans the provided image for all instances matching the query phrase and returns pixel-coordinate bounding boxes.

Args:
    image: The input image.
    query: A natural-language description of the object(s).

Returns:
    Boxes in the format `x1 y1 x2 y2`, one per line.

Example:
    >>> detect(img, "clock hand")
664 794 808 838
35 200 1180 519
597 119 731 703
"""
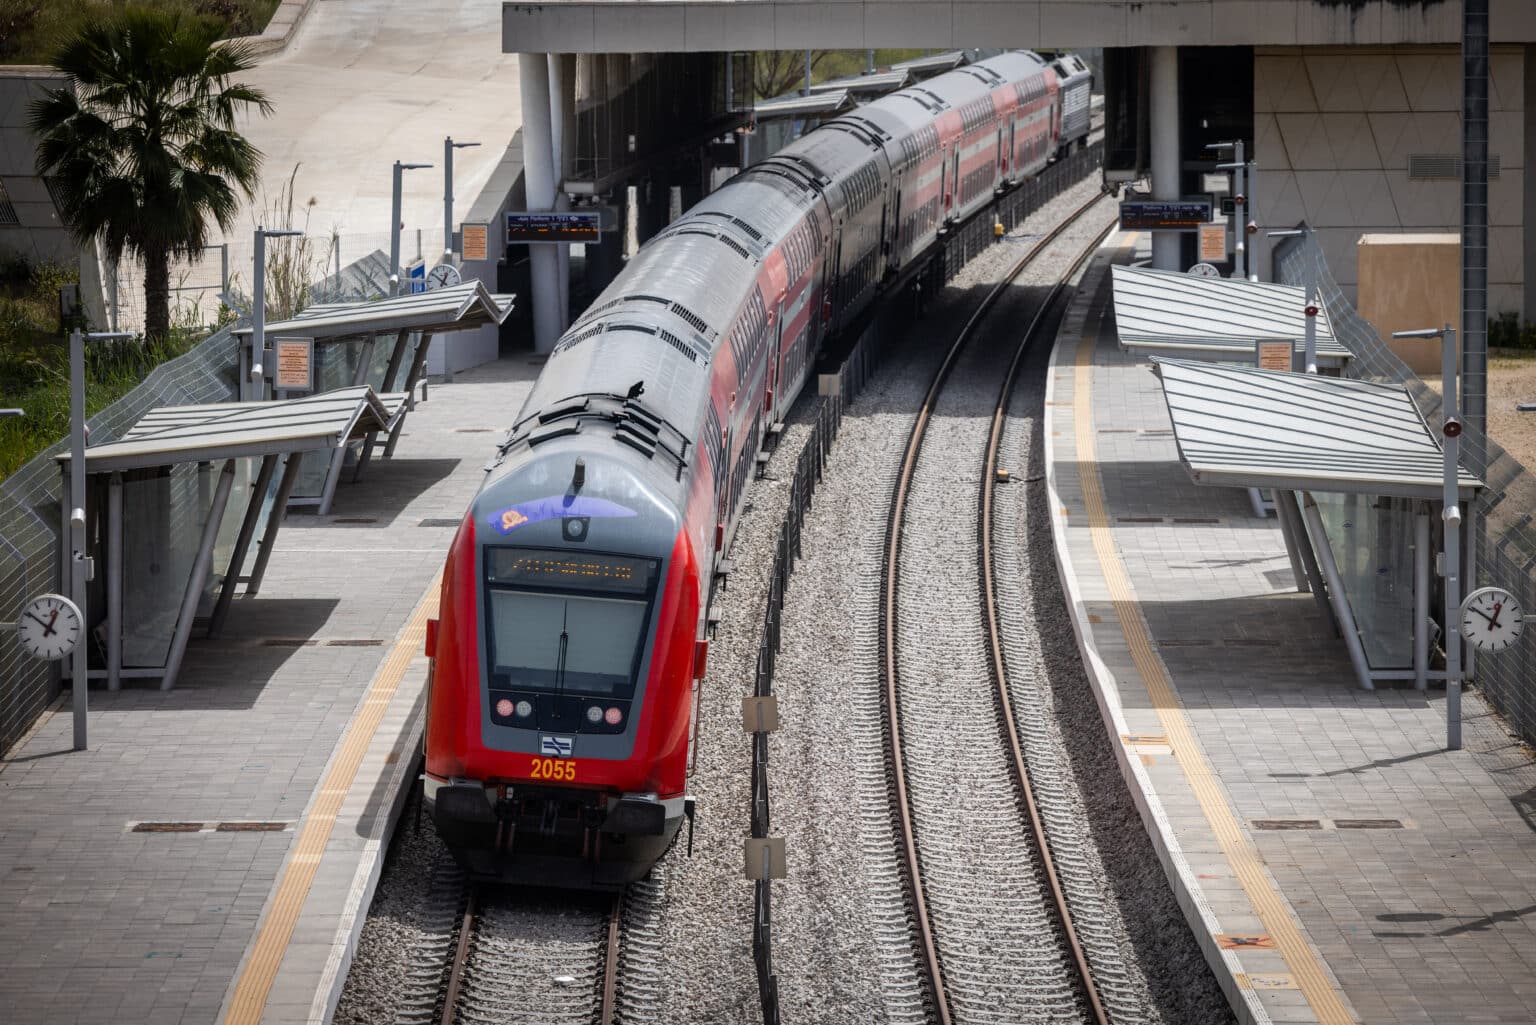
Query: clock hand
1466 604 1495 626
1489 601 1503 630
24 611 52 630
45 608 59 636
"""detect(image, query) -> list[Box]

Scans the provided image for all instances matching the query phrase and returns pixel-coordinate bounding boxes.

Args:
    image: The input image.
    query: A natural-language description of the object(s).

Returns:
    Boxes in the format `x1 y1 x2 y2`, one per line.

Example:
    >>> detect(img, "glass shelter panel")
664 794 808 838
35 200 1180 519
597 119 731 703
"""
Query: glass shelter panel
1310 492 1417 669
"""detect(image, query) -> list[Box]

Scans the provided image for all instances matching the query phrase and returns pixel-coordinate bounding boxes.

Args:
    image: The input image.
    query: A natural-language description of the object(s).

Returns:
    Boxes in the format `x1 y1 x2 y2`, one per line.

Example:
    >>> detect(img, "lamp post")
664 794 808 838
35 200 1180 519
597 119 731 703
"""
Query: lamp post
390 160 433 294
1267 228 1318 374
444 138 481 259
66 327 133 751
250 226 304 401
1394 324 1464 751
1206 141 1247 280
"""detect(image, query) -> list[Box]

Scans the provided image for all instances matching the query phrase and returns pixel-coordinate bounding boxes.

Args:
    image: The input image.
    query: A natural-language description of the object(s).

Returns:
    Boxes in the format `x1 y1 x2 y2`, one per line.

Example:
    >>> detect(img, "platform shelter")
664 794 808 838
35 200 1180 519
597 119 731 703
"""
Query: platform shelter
1152 357 1482 691
55 387 397 691
233 281 514 512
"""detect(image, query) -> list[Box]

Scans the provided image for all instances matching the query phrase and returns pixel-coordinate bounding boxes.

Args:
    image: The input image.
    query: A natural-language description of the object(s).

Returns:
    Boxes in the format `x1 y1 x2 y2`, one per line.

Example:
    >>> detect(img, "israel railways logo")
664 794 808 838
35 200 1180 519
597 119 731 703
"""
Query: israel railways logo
489 494 637 535
540 734 574 757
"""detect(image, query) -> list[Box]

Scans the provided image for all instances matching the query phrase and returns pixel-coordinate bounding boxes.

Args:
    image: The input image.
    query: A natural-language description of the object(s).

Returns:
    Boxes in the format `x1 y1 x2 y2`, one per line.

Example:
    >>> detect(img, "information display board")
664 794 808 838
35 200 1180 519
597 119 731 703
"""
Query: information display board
1255 339 1294 372
1118 199 1213 231
461 223 489 261
1199 222 1227 262
274 337 314 391
506 211 602 244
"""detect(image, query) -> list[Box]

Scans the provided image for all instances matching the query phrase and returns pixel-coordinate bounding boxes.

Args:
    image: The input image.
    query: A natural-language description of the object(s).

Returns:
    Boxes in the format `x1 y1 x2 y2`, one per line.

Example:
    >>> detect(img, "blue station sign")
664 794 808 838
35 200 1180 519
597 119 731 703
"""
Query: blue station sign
1118 199 1214 232
506 211 603 244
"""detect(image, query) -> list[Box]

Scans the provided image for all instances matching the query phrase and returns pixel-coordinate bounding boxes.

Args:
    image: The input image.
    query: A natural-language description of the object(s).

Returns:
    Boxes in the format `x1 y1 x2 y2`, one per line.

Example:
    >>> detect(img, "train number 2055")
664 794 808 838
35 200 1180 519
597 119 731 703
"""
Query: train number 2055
530 757 576 782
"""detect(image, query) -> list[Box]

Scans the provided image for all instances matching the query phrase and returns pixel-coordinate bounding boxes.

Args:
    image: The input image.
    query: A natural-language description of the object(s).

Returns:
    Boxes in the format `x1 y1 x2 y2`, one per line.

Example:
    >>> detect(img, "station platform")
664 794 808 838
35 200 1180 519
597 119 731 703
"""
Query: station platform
0 356 537 1025
1047 236 1536 1025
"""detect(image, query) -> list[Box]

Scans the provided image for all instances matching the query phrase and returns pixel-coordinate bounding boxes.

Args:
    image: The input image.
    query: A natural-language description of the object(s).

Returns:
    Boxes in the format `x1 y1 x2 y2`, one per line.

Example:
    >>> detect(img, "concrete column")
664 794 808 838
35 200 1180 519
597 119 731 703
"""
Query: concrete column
1525 46 1536 323
1150 46 1182 272
520 52 562 353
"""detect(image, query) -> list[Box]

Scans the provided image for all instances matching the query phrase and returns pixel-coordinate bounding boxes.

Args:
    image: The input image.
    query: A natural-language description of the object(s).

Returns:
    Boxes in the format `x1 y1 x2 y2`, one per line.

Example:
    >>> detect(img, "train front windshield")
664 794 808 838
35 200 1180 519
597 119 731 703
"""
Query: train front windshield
484 549 659 700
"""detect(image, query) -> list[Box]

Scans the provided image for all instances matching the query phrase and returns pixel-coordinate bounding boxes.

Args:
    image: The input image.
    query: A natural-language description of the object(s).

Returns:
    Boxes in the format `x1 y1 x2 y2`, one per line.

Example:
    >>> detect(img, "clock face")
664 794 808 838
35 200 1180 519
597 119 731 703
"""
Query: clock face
1460 587 1525 652
16 593 83 661
426 264 461 291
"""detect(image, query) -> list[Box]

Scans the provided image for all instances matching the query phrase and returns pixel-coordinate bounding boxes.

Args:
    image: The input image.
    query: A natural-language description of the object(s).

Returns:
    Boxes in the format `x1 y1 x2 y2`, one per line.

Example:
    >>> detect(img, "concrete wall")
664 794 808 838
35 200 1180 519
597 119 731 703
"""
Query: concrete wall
0 68 74 268
1253 45 1526 317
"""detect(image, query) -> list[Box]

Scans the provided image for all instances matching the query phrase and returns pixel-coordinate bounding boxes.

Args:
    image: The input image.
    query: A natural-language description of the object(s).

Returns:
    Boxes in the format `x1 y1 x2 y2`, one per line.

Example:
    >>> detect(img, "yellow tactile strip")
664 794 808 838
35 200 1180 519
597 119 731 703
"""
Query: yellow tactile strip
221 573 441 1025
1070 261 1355 1025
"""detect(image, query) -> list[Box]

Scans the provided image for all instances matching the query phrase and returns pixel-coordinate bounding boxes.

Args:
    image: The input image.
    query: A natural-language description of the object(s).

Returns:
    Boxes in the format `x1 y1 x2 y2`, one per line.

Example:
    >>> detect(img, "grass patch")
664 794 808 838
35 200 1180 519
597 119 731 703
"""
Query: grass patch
0 258 204 482
0 0 282 64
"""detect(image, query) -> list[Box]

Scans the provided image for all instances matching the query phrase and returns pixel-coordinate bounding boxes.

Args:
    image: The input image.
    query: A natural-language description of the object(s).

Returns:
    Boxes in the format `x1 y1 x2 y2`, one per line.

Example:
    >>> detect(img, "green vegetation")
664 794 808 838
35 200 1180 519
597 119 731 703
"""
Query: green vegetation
30 5 271 340
0 0 280 64
1489 311 1536 351
0 257 205 482
753 50 929 101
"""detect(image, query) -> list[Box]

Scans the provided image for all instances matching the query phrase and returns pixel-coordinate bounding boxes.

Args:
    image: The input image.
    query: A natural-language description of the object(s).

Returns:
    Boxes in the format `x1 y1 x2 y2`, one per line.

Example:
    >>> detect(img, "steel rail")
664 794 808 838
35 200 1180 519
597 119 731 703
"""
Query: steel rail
980 218 1118 1025
438 885 478 1025
436 884 622 1025
879 190 1111 1025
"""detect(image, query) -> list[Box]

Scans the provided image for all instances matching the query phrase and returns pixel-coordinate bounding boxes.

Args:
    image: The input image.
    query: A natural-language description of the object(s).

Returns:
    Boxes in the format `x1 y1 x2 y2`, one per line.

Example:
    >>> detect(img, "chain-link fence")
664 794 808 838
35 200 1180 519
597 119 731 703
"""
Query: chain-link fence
0 328 240 753
1275 233 1536 746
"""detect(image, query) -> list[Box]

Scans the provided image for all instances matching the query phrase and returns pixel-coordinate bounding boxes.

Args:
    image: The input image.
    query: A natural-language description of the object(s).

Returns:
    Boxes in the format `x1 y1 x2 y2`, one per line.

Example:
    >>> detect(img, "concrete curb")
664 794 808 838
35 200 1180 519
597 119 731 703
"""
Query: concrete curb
239 0 319 58
1042 241 1272 1025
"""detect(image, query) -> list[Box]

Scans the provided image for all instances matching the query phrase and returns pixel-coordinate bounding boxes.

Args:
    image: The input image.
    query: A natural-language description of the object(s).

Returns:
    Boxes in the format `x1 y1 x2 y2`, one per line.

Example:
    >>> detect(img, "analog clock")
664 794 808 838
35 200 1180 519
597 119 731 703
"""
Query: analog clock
16 593 83 661
1460 587 1525 653
425 264 462 291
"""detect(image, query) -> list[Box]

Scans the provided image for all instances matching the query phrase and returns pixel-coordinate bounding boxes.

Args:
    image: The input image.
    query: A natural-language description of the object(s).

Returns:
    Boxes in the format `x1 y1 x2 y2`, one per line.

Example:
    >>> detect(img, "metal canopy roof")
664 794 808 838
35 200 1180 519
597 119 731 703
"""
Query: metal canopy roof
810 69 912 95
891 50 975 76
1112 264 1351 363
234 280 514 341
1153 358 1481 500
754 89 856 119
60 386 402 472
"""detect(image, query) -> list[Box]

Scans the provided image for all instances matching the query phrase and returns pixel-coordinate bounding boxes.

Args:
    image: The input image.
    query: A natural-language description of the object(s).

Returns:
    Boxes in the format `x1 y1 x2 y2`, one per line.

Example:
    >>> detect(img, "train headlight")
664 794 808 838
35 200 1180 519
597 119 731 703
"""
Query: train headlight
516 700 533 718
496 699 514 718
586 704 604 724
605 706 623 726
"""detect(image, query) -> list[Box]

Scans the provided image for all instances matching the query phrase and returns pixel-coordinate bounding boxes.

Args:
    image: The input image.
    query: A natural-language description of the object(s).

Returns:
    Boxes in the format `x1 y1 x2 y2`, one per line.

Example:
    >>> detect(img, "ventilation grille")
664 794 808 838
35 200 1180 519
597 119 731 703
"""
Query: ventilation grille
0 180 19 227
670 303 710 336
1408 153 1501 180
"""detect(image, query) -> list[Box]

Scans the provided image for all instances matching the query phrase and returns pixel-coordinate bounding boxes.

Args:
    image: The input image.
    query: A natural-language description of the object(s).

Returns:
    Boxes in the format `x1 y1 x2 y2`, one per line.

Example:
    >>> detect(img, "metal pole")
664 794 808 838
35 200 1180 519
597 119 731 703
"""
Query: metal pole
69 328 87 750
107 472 122 692
1246 158 1259 282
1233 140 1246 280
1462 0 1490 451
220 243 229 298
251 227 266 402
1304 255 1319 375
804 50 812 95
1415 503 1430 690
390 161 404 294
1442 325 1463 749
444 137 455 258
160 460 236 691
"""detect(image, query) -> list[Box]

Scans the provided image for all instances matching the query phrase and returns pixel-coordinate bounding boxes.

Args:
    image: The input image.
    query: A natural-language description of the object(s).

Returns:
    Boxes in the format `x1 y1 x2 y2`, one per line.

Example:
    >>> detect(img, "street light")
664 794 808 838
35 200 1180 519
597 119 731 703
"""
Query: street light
1206 141 1248 280
1267 228 1319 374
250 226 304 400
390 160 433 294
444 138 481 259
66 327 134 751
1394 324 1464 751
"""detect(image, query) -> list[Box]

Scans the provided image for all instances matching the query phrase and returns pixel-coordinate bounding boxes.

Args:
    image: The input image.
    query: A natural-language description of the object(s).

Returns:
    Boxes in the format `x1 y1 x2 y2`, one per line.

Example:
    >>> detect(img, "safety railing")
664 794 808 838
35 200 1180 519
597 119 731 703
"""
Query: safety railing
744 142 1103 1023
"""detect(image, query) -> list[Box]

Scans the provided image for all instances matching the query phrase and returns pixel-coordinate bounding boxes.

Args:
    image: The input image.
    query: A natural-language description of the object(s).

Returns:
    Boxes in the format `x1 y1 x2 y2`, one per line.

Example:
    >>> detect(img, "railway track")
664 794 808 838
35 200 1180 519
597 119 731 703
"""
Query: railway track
418 875 623 1025
879 194 1122 1025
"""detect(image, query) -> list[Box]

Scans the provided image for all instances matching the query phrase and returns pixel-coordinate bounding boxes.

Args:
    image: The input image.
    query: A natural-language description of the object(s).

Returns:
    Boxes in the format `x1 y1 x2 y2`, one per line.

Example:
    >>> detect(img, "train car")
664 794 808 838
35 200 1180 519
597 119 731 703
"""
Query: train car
422 49 1080 889
1049 53 1094 153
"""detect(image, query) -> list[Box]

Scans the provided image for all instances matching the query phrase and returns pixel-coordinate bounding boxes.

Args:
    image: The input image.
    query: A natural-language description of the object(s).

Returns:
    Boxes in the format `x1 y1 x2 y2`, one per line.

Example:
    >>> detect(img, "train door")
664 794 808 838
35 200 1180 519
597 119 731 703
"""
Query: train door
767 299 783 427
950 148 961 216
716 417 730 557
1007 118 1017 179
940 150 949 217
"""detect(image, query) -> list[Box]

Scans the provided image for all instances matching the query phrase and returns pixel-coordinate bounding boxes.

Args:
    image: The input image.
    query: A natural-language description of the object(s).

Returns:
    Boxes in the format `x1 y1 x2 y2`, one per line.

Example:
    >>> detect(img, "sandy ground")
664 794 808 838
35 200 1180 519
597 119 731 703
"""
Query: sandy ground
1423 348 1536 468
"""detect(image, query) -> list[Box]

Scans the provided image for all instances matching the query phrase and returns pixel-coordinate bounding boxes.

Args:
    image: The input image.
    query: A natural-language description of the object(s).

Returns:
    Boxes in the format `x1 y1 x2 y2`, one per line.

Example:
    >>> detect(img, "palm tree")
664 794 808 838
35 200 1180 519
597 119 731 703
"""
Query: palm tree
28 7 271 341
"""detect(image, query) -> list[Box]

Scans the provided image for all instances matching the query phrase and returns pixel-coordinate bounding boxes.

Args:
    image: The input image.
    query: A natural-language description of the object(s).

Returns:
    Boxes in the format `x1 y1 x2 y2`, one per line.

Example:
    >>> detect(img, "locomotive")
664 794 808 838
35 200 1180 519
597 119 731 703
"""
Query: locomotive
423 49 1091 888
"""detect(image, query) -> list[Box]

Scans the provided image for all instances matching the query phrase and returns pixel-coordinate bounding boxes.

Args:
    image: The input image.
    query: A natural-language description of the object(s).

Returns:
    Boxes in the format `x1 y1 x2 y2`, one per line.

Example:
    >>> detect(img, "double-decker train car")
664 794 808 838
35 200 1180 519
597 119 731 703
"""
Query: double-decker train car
423 49 1088 888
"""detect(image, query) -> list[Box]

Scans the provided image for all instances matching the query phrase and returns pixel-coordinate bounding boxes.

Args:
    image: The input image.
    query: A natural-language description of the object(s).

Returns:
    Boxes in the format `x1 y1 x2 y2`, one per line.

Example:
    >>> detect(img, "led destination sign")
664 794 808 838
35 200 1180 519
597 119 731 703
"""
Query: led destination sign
506 211 602 244
1118 200 1214 232
486 549 657 596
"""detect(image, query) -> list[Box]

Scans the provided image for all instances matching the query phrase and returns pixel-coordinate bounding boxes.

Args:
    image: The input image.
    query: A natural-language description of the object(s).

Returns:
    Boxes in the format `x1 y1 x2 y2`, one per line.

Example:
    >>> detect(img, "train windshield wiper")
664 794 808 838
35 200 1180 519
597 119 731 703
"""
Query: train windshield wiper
554 602 570 698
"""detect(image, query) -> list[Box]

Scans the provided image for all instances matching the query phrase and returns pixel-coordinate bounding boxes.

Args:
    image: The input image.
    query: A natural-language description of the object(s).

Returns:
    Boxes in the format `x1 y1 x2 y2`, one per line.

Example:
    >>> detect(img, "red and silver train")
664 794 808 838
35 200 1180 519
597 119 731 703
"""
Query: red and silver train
423 50 1092 887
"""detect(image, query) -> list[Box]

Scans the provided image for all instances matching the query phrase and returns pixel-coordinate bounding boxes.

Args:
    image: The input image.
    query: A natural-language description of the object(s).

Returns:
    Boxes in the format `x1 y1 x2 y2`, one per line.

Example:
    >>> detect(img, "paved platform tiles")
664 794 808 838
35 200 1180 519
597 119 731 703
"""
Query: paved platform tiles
0 355 539 1025
1046 236 1536 1025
